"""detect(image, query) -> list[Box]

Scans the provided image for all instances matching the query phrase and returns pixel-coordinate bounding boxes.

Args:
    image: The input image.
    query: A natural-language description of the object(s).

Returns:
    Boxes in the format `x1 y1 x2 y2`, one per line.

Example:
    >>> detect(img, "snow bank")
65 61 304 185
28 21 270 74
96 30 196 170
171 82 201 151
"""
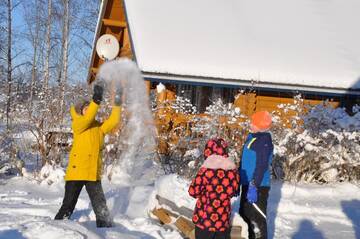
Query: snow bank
154 174 195 209
38 164 65 186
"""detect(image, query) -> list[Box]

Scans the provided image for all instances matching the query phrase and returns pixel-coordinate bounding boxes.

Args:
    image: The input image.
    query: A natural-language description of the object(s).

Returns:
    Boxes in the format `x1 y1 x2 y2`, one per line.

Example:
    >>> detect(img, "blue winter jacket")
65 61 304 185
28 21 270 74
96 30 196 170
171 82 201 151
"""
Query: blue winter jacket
239 132 274 187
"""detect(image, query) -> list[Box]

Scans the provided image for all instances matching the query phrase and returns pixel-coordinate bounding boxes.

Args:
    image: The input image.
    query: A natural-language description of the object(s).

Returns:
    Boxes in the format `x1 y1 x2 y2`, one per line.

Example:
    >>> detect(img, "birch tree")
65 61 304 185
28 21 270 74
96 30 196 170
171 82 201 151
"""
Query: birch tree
5 0 12 131
59 0 69 120
23 0 43 112
43 0 52 95
0 1 6 87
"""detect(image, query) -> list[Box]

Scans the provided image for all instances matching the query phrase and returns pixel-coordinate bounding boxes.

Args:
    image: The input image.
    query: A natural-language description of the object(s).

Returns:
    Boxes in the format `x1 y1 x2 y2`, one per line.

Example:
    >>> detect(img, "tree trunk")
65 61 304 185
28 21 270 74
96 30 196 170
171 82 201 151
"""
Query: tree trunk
6 0 12 132
29 42 38 112
29 0 41 114
43 0 52 96
59 0 70 121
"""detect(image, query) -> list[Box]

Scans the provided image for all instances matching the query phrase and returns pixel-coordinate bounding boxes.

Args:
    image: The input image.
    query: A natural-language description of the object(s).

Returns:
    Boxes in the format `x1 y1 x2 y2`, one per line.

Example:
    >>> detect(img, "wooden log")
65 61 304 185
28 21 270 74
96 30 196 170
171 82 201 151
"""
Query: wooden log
175 216 195 239
159 207 180 218
152 208 172 224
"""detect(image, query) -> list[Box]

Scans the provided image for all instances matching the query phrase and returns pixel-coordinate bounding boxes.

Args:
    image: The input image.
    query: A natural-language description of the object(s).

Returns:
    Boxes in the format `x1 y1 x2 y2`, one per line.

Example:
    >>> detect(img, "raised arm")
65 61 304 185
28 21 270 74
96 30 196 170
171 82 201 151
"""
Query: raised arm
100 86 123 134
100 106 121 134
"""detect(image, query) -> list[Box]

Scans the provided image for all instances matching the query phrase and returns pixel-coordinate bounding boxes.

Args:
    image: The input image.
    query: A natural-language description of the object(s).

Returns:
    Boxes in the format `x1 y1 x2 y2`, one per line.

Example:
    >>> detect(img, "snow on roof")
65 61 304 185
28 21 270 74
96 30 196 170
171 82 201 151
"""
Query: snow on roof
124 0 360 94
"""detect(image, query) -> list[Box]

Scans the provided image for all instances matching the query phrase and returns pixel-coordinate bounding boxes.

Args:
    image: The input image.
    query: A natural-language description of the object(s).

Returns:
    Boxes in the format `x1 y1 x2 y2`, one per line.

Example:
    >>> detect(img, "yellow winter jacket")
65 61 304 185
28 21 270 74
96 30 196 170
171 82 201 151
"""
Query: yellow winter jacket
65 101 121 181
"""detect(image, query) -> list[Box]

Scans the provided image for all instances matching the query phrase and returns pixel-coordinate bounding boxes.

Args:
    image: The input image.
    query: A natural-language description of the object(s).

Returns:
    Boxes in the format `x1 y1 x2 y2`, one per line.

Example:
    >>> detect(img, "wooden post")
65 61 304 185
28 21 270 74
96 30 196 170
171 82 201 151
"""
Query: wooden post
145 80 151 95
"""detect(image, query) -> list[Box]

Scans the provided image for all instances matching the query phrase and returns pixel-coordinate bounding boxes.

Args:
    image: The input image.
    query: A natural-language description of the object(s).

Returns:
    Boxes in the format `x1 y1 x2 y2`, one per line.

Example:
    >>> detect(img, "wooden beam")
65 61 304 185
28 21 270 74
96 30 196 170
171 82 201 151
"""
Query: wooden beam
174 216 195 239
102 19 127 28
152 208 172 224
91 67 98 74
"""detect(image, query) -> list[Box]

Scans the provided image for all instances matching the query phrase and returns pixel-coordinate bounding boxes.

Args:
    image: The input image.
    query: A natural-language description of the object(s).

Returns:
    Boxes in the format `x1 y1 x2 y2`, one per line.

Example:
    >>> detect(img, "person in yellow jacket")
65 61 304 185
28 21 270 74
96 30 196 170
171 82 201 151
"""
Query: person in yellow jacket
55 84 122 228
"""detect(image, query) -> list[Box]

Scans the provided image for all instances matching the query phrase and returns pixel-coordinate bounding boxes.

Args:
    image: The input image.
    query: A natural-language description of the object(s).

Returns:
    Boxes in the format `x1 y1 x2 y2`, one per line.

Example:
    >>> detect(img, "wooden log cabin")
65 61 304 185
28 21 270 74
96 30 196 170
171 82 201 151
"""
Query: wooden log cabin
88 0 360 116
87 2 359 236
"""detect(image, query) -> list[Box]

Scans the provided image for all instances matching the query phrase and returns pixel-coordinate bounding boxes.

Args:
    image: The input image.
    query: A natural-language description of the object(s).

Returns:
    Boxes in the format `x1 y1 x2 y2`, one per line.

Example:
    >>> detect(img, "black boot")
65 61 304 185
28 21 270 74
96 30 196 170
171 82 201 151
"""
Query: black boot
96 219 113 228
54 210 72 220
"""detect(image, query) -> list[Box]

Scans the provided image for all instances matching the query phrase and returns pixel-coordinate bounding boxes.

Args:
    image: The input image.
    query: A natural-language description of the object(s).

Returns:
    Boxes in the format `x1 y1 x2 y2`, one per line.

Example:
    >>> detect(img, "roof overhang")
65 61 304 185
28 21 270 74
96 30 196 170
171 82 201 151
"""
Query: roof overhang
143 72 360 96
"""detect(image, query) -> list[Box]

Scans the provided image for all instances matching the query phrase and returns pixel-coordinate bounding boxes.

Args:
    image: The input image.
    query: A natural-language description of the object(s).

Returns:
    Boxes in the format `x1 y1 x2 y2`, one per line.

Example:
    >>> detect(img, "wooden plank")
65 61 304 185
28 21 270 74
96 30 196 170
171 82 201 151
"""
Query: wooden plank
158 207 180 218
119 27 133 58
156 195 193 219
105 0 125 21
175 216 195 239
102 18 127 28
152 208 172 224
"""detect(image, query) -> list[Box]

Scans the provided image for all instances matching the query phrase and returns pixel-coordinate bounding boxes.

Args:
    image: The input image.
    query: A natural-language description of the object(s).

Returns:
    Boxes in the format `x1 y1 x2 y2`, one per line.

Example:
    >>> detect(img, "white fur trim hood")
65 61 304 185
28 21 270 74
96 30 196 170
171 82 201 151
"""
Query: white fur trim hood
201 154 236 170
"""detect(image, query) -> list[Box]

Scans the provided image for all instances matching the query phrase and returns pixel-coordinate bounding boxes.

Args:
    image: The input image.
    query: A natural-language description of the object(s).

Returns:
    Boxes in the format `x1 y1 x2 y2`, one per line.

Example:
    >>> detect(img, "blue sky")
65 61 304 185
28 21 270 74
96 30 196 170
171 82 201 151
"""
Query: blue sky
10 2 96 85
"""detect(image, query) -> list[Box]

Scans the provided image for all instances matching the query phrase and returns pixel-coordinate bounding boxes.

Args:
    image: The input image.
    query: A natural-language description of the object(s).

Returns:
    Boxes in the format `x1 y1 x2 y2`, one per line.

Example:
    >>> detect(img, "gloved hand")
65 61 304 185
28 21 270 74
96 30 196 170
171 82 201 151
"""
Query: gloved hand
247 182 258 203
114 87 123 106
92 84 104 104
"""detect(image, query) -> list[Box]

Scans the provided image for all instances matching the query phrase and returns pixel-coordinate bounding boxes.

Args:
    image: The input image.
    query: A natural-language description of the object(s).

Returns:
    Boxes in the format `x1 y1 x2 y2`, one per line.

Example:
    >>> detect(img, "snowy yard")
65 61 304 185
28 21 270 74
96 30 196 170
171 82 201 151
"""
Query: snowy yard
0 175 359 239
2 1 359 239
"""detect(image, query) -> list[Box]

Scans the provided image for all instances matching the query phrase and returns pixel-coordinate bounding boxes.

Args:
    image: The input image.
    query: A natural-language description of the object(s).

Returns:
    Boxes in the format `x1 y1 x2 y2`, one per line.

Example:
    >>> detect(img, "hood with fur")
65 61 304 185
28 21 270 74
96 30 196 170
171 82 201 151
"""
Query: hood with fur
201 154 236 170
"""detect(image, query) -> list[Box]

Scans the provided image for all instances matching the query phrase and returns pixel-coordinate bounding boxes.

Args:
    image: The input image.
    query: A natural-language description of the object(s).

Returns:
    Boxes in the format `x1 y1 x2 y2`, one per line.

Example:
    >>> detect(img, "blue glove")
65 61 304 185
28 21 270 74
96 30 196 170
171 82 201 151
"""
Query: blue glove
247 182 258 203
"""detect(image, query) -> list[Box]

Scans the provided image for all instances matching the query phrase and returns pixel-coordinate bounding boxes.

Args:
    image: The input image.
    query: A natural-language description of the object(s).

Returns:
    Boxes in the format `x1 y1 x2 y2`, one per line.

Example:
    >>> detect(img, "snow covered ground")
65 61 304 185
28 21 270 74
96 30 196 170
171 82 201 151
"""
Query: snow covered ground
0 175 182 239
0 175 359 239
267 181 360 239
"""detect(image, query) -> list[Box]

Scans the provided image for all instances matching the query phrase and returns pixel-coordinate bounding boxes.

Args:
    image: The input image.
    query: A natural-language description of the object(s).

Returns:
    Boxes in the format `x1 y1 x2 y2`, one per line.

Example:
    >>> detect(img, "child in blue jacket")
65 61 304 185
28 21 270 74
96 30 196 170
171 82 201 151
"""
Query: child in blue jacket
239 111 274 239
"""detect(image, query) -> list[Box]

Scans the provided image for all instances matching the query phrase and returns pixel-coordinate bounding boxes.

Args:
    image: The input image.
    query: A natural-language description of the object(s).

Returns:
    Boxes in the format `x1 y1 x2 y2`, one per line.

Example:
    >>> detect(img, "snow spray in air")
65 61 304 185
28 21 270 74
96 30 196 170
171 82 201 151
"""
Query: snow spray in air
97 58 156 184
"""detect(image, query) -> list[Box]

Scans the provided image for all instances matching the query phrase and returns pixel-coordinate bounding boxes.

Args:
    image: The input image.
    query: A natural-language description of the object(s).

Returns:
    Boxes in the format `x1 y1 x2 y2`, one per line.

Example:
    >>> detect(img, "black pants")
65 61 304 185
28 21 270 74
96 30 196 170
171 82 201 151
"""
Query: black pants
239 185 269 239
195 226 230 239
55 180 112 227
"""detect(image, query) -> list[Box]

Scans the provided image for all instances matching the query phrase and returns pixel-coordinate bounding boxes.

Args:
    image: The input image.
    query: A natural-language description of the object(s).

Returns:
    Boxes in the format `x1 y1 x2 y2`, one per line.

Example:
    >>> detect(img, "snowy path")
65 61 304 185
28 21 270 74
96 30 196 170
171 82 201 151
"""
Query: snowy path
0 177 359 239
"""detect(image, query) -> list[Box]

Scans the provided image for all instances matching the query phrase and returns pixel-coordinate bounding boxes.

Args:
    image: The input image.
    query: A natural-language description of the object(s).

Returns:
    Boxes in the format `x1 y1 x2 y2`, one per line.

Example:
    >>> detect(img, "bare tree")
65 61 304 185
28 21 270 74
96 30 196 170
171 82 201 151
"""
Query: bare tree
59 0 69 120
0 1 6 85
43 0 52 95
23 0 43 112
0 0 101 172
3 0 25 130
5 0 12 131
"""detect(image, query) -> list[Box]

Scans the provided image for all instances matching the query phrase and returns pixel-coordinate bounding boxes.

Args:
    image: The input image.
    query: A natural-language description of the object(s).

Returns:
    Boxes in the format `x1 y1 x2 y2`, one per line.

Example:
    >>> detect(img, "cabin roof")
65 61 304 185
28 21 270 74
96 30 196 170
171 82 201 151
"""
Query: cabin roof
89 0 360 95
122 0 360 94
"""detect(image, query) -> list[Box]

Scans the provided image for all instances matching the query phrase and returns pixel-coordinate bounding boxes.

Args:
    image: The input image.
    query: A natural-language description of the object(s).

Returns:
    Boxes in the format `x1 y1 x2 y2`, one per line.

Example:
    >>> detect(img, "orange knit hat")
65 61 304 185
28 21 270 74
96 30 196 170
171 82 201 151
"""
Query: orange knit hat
251 111 272 131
